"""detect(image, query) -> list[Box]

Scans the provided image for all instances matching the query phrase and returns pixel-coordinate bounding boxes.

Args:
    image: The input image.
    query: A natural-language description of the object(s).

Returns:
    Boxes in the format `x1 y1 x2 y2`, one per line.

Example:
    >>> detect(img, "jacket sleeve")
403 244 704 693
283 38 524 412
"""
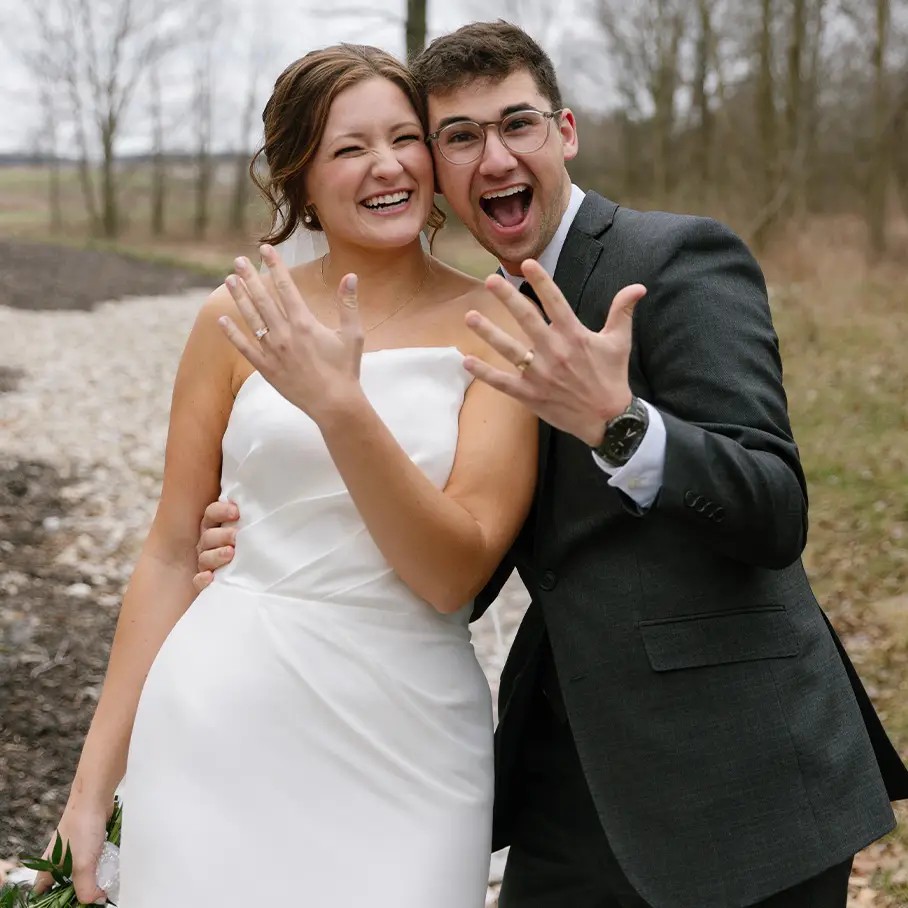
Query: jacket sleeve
636 216 808 569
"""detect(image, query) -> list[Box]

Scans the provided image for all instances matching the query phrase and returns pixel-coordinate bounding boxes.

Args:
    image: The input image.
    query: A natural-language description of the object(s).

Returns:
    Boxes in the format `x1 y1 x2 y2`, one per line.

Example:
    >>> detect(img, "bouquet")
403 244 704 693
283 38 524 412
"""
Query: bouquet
0 799 122 908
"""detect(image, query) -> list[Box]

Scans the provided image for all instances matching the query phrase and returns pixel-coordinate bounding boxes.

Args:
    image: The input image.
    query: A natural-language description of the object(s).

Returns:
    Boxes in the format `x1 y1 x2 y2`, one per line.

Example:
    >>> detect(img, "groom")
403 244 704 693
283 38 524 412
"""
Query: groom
196 21 908 907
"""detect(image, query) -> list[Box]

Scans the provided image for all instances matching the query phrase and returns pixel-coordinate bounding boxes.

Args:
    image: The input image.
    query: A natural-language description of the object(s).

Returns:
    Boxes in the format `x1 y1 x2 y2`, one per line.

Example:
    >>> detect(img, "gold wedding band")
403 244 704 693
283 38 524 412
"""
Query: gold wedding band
515 349 535 372
254 326 269 340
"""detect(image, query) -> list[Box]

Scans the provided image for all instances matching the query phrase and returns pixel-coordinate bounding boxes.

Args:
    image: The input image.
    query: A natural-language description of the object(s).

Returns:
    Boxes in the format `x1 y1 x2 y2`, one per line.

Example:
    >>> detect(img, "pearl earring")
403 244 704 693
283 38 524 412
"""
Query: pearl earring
304 209 313 225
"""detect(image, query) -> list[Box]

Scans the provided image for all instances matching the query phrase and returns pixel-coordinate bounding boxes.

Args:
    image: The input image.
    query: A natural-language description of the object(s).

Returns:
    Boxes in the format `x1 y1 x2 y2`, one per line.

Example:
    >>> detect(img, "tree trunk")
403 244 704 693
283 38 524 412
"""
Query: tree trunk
101 116 118 238
867 0 890 258
800 0 825 217
150 67 166 237
228 68 259 235
651 3 684 199
193 62 213 240
754 0 778 249
783 0 806 220
694 0 715 191
406 0 427 60
40 88 63 233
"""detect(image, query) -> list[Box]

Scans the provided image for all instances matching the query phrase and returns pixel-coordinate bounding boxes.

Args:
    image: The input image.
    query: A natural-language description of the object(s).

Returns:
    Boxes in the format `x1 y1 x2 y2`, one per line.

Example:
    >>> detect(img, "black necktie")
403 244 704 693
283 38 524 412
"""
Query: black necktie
519 280 550 324
518 280 541 307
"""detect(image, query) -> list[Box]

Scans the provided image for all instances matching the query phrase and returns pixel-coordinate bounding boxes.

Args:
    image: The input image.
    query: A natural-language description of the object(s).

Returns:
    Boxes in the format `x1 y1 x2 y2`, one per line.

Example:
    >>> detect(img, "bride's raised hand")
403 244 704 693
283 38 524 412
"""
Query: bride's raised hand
220 244 366 423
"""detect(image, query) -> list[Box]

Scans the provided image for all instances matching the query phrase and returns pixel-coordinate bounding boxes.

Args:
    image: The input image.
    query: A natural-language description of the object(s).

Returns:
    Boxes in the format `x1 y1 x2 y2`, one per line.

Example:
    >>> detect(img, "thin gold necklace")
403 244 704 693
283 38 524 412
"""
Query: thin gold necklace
320 254 431 333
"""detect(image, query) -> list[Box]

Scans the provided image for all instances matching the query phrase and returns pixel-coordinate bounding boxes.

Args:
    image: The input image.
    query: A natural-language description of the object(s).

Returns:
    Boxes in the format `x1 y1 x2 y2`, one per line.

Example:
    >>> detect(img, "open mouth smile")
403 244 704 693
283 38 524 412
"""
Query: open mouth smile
361 190 413 214
479 184 533 230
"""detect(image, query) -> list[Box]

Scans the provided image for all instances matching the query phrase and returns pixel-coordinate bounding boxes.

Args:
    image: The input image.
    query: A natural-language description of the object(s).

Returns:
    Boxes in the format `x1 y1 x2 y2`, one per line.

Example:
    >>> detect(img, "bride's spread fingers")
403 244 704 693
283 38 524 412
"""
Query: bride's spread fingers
225 275 267 339
336 274 364 349
218 312 262 367
233 256 284 331
260 244 313 323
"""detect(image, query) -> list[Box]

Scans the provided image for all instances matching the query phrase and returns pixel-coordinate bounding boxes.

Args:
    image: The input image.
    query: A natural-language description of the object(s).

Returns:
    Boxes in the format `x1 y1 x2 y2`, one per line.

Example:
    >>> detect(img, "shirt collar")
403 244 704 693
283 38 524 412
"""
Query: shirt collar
500 183 586 288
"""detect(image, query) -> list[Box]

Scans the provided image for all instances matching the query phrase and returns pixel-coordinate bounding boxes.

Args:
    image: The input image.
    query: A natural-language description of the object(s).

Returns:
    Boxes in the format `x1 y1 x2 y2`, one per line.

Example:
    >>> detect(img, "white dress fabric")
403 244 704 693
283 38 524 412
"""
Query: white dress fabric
118 347 493 908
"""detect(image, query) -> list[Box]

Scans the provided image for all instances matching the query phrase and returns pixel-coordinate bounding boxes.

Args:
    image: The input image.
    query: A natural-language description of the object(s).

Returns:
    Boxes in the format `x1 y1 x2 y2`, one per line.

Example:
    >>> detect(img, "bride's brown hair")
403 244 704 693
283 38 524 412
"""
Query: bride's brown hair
250 44 445 247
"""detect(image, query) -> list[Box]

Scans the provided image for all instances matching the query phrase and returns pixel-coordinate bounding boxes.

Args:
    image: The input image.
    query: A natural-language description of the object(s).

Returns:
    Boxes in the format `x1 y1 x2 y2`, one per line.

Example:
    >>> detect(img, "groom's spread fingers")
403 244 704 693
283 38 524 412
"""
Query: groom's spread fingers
462 354 528 400
484 274 550 343
464 309 530 367
520 259 575 326
602 283 647 340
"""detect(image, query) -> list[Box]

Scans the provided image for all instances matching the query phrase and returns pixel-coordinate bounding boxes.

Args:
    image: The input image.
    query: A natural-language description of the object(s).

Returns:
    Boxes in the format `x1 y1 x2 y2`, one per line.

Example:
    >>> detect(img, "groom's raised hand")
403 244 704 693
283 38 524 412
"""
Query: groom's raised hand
463 259 646 446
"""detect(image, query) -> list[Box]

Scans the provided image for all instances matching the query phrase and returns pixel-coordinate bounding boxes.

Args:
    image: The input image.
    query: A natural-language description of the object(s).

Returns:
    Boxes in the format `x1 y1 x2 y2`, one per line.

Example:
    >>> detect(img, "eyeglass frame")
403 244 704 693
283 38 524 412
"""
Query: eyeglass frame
425 108 565 164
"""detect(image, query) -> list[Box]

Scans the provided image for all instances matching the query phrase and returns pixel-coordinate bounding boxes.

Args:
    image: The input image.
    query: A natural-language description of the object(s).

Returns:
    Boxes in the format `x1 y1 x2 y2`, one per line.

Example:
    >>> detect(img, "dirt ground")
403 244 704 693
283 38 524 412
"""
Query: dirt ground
1 240 214 858
0 238 213 312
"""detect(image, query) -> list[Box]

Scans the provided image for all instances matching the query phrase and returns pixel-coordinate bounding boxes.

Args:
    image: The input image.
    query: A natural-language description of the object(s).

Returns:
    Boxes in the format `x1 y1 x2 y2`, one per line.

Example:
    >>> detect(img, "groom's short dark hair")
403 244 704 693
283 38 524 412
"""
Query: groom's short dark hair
411 21 563 112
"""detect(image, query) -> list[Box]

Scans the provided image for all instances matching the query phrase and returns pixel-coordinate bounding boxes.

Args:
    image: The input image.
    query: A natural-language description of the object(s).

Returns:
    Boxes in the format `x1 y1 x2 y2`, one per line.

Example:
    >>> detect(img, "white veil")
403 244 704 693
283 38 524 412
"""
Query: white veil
269 225 330 269
263 226 430 272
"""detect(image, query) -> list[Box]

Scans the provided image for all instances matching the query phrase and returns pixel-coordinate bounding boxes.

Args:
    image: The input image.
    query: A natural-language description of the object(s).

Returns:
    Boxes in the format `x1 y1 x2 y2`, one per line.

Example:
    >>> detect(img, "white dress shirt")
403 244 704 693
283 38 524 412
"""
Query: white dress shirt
499 184 666 510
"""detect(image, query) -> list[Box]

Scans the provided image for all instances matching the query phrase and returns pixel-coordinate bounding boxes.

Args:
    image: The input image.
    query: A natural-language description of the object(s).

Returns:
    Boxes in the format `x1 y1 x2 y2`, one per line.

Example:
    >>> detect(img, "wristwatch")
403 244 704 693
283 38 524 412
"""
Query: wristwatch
591 396 649 467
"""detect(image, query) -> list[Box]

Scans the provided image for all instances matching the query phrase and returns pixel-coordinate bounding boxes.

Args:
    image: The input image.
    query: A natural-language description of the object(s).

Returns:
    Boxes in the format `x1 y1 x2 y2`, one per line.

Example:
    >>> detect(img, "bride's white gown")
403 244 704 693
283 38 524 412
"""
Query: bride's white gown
119 347 494 907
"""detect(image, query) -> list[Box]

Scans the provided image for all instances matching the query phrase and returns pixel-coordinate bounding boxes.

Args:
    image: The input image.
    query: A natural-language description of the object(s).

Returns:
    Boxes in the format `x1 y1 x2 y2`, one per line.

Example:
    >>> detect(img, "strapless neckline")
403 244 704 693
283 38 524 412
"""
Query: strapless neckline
235 344 464 404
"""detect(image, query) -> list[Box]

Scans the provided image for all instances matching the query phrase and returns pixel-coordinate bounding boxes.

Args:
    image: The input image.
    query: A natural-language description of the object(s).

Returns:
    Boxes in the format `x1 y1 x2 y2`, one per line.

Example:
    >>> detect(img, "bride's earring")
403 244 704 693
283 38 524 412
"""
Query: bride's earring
303 205 314 225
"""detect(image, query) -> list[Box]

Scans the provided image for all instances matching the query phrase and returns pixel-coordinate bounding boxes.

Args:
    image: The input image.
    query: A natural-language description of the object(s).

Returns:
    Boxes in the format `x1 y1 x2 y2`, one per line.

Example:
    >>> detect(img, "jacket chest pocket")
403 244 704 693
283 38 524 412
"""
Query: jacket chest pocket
639 605 799 672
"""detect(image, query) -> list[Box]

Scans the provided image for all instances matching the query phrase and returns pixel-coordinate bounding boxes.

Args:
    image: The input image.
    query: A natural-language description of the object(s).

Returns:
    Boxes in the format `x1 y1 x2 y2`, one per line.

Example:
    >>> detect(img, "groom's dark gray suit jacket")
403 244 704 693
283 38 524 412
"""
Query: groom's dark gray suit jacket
475 191 908 908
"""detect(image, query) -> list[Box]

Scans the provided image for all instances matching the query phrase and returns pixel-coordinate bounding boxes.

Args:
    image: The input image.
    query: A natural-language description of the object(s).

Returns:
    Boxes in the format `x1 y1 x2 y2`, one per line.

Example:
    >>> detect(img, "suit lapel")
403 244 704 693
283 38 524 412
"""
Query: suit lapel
534 193 618 507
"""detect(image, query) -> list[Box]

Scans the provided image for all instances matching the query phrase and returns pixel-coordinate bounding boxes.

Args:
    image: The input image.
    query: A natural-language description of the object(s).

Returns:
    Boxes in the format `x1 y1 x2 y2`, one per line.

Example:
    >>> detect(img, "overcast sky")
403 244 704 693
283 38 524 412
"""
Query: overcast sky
0 0 616 156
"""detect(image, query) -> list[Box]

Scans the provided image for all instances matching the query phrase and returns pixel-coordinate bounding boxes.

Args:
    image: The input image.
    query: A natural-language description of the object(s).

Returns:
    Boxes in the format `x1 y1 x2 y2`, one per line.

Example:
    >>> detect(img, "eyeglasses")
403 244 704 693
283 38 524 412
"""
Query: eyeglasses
426 109 564 165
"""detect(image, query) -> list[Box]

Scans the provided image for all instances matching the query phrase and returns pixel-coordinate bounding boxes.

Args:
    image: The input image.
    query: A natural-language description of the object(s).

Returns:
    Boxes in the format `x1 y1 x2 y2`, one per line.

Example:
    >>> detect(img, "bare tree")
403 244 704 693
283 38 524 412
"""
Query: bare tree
596 0 689 199
406 0 427 59
149 65 167 237
692 0 718 190
867 0 892 256
6 5 66 233
751 0 779 247
71 0 174 237
192 45 215 240
228 61 262 235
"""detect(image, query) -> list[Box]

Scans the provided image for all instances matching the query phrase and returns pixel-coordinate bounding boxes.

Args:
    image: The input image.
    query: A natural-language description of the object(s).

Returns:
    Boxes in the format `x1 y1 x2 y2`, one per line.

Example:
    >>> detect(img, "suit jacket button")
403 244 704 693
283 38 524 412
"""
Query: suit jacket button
684 490 698 507
540 571 557 591
713 506 726 523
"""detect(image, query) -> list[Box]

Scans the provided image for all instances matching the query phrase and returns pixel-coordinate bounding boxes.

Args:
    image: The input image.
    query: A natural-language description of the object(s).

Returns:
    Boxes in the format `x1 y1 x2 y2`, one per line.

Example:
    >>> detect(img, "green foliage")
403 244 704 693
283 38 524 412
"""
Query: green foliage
2 800 122 907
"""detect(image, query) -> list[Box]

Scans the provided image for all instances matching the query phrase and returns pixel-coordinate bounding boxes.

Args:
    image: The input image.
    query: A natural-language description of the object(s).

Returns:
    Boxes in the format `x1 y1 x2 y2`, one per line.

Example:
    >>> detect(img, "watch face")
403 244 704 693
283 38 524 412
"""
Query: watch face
606 414 646 461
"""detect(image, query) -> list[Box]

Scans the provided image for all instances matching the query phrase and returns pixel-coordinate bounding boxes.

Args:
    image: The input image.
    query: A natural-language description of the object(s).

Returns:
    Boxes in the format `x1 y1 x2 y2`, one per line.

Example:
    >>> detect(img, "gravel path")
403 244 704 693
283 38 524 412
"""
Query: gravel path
0 287 527 902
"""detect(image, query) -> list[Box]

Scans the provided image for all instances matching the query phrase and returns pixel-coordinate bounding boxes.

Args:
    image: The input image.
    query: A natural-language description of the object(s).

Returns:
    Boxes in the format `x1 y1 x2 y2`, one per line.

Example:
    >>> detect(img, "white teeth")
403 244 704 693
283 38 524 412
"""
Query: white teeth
364 191 410 209
481 185 529 200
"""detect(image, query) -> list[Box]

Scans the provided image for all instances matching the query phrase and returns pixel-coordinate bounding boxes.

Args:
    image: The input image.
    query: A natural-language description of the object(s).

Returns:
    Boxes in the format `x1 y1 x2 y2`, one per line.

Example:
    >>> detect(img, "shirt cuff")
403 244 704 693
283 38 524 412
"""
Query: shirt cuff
592 400 666 510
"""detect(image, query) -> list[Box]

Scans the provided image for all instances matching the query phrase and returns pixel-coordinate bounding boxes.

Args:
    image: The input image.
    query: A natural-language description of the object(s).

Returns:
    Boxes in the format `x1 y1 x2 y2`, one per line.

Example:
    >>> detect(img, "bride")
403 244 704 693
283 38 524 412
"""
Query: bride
33 44 536 907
